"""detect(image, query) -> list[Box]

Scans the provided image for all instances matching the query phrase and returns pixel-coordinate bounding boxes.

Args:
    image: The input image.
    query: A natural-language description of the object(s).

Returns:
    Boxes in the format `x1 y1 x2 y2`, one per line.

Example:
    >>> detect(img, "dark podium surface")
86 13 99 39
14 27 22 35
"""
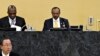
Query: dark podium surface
0 31 100 56
0 28 16 31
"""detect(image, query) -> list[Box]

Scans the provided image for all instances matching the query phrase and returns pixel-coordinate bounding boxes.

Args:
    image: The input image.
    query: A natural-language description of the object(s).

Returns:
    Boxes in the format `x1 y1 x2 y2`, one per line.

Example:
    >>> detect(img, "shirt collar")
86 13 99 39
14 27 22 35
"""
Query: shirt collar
2 51 10 56
53 17 60 22
8 17 16 25
8 17 16 21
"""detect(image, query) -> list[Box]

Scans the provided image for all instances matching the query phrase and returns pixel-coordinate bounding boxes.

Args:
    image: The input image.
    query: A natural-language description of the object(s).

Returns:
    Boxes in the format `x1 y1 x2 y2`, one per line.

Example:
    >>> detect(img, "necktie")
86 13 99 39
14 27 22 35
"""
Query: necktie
11 19 14 25
54 20 58 28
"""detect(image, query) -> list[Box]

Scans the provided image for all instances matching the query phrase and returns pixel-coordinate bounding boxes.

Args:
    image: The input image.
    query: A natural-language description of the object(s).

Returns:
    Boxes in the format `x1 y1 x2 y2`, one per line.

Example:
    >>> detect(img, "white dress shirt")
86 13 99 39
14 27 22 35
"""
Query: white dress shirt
8 17 16 25
53 17 60 28
8 17 21 31
2 51 10 56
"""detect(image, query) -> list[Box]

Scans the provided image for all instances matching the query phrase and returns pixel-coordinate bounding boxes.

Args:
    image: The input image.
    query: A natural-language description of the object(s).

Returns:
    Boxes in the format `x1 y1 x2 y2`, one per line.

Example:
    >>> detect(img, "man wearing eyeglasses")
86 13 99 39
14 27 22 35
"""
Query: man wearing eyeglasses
0 36 20 56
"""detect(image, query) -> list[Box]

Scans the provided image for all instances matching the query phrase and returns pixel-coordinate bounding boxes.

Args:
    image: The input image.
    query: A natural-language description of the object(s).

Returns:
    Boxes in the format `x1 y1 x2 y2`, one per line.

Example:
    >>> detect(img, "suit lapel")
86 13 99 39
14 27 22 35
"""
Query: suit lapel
15 17 20 26
60 18 63 28
9 53 12 56
15 17 18 25
0 51 2 56
50 18 53 28
0 53 2 56
6 17 10 27
15 17 21 26
60 18 65 28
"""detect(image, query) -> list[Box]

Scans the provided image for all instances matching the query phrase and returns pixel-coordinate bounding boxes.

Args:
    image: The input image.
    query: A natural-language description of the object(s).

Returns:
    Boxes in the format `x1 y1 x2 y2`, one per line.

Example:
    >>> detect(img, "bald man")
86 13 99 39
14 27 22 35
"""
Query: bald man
0 5 27 31
43 7 69 31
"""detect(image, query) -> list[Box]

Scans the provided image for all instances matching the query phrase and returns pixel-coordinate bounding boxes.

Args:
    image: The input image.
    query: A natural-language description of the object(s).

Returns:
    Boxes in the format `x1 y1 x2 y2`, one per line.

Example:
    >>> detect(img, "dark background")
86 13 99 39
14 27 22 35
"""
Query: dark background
0 31 100 56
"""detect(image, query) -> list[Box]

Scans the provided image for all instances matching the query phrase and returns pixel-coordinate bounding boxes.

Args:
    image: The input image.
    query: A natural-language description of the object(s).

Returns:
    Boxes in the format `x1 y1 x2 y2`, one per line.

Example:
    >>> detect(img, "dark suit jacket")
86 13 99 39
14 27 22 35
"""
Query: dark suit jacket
0 16 27 31
43 17 69 31
0 51 20 56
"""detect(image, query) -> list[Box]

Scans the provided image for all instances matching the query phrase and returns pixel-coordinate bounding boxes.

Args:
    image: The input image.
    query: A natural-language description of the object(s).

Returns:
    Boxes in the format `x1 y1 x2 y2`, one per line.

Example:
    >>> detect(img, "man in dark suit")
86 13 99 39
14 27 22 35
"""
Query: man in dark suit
0 35 20 56
0 5 26 31
43 7 69 31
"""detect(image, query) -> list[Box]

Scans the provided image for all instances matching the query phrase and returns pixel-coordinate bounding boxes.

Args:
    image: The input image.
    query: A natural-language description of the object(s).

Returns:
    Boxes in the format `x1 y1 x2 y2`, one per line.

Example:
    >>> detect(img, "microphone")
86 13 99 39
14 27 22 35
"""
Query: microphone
88 16 93 26
21 24 26 30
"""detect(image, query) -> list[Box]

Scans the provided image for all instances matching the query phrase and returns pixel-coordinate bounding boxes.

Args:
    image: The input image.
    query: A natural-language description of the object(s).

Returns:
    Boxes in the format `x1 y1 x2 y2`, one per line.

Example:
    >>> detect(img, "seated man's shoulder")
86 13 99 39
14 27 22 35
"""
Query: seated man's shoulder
0 16 8 20
16 16 24 20
45 18 52 21
60 17 68 20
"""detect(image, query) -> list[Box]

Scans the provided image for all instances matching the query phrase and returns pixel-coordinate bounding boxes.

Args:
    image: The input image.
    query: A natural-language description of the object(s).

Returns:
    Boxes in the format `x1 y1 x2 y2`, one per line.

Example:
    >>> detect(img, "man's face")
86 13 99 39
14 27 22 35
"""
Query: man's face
52 9 60 19
1 39 12 54
8 9 16 19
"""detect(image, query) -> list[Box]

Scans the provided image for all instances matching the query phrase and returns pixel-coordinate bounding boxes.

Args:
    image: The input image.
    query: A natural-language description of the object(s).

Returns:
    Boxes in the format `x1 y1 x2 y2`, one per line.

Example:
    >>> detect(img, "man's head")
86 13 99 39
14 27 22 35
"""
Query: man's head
7 5 17 19
51 7 60 19
0 36 12 55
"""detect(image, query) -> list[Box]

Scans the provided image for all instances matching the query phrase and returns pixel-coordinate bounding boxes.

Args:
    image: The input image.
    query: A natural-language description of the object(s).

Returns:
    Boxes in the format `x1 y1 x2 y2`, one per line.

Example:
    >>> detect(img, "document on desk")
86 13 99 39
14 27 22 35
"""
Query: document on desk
11 25 21 31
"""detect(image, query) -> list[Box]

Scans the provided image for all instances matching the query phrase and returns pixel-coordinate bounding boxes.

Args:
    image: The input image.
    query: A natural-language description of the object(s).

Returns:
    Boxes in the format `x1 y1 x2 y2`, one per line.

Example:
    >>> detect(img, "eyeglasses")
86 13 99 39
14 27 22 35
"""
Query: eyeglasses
3 44 12 47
